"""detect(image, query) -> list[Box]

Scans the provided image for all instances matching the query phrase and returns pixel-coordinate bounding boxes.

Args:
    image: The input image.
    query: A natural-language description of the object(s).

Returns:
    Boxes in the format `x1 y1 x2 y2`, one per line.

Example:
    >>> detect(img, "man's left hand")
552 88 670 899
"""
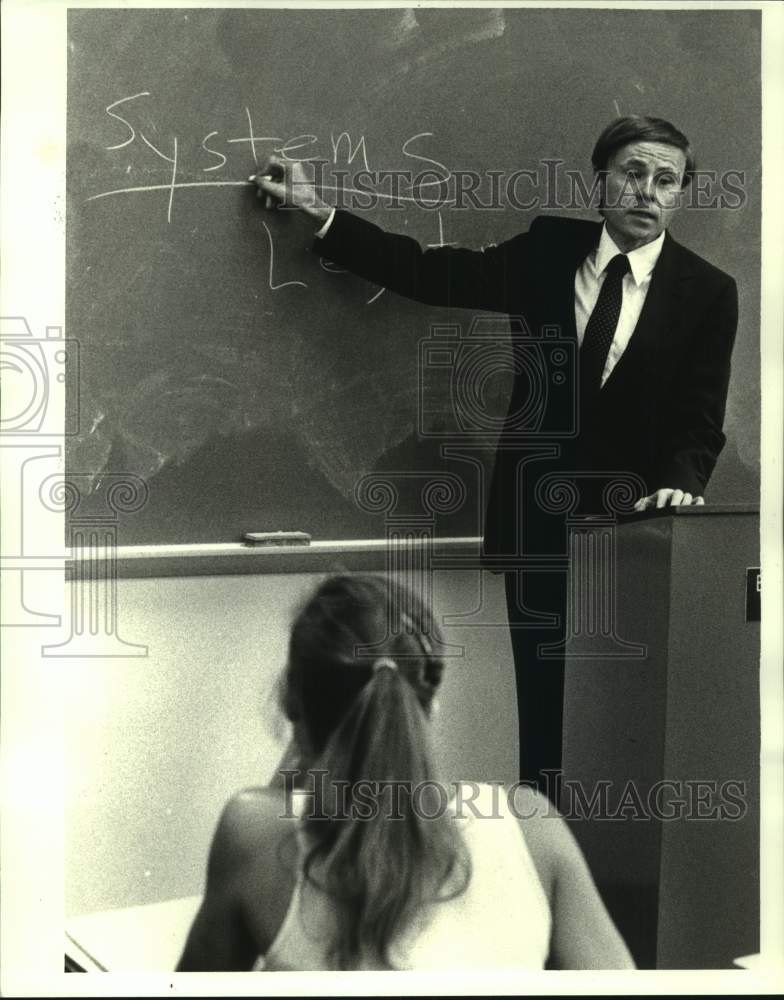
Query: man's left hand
633 488 705 512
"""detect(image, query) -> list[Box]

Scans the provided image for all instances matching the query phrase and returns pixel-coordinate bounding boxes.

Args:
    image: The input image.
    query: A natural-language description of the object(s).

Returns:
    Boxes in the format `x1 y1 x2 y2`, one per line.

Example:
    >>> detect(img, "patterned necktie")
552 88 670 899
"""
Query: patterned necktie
579 253 630 398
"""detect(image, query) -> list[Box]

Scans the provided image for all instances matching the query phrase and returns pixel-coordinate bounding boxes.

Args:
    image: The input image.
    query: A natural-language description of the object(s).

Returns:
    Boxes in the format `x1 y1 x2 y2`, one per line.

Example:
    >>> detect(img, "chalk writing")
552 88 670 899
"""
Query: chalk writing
87 92 457 221
104 92 151 150
140 132 178 223
85 93 464 303
201 131 227 172
331 132 370 172
426 210 457 249
261 221 307 291
226 107 281 166
402 132 451 189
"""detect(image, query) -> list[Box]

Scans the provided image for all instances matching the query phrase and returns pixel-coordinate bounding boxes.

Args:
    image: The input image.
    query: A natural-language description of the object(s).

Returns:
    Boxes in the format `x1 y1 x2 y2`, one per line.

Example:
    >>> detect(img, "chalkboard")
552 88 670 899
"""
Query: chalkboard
66 7 760 544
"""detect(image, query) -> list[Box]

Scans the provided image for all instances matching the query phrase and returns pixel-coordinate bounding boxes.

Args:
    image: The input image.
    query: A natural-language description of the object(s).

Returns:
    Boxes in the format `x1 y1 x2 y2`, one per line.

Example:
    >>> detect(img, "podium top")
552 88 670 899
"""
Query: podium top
618 503 759 524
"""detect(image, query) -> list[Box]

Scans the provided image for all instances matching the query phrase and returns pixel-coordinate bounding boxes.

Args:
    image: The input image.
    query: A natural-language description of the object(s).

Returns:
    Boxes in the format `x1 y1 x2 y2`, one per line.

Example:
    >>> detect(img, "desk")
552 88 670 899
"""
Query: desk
65 896 201 971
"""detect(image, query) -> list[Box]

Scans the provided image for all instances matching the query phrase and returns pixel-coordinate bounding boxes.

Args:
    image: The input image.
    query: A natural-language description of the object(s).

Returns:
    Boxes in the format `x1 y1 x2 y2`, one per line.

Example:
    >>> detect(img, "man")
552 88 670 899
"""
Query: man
253 116 738 791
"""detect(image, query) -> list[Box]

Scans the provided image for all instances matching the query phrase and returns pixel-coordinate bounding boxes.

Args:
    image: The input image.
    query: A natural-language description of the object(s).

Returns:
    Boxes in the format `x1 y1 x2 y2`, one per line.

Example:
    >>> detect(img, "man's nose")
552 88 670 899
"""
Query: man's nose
636 175 656 202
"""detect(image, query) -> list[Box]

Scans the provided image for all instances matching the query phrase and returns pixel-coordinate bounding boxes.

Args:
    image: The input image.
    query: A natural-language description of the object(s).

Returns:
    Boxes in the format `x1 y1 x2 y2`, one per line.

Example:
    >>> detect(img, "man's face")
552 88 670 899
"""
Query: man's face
599 140 687 251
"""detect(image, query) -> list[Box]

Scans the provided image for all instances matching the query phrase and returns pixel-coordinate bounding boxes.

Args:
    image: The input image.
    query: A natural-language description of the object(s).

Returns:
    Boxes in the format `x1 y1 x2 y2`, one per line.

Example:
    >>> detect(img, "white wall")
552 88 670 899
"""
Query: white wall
65 569 517 916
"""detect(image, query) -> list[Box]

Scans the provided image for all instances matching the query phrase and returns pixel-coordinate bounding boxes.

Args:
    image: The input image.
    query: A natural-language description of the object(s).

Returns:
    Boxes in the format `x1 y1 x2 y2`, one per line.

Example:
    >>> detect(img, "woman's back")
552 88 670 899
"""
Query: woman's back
262 782 551 971
177 575 634 972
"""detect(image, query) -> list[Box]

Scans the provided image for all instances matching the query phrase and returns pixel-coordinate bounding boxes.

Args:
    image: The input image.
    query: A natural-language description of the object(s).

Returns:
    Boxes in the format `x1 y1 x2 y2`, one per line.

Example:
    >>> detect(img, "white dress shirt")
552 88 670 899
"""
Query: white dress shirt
574 224 665 386
317 212 665 387
314 207 337 239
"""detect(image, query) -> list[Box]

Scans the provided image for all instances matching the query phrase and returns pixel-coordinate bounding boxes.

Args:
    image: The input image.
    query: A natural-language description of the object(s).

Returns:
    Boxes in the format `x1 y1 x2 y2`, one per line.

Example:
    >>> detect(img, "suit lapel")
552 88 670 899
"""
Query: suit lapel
536 221 601 341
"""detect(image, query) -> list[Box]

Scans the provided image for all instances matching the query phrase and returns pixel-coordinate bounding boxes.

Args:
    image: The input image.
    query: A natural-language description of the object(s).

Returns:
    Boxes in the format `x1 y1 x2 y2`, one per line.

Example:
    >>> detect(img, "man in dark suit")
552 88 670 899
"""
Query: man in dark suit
253 116 738 791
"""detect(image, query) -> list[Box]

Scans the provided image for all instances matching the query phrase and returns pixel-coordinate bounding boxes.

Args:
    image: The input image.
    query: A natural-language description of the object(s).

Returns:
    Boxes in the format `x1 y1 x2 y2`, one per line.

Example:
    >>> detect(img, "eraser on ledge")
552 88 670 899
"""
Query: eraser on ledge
243 531 312 546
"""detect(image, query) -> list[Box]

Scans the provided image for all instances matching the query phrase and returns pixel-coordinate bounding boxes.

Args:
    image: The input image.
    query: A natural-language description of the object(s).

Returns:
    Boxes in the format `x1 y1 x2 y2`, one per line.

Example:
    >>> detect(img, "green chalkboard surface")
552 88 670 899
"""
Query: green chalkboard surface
66 7 760 544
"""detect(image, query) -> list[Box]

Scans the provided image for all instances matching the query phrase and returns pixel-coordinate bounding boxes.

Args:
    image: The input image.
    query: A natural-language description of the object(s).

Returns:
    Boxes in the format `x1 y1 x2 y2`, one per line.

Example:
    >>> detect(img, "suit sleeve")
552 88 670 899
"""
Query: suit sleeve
315 209 524 312
657 276 738 495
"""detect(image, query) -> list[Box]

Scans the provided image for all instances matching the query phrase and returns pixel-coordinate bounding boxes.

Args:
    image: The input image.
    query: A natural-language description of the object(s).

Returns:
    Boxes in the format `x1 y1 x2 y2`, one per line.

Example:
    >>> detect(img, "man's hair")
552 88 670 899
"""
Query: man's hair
591 115 695 188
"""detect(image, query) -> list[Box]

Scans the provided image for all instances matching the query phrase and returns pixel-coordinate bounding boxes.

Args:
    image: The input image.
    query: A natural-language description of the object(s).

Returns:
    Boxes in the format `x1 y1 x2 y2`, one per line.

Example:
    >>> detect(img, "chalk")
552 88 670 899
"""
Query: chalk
250 174 276 210
242 531 312 546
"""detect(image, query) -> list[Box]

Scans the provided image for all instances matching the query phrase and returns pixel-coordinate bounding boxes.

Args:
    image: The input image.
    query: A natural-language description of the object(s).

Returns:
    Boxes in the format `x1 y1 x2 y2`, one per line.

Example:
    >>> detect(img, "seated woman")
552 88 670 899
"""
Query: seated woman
177 574 634 971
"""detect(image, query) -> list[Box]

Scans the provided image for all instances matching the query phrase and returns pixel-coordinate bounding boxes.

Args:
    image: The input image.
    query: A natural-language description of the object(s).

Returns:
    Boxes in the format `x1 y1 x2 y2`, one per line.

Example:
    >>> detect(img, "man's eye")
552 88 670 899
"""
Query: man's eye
658 175 677 186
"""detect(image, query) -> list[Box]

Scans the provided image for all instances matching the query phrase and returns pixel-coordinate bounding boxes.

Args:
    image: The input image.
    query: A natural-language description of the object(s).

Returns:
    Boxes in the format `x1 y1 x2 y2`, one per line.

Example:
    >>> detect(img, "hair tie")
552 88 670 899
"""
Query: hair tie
400 612 433 658
372 657 398 674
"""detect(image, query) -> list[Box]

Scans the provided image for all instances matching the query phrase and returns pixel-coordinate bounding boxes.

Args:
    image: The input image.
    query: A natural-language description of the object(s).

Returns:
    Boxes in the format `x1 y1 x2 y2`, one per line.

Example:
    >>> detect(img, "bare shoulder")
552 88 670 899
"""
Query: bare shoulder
224 784 282 823
203 784 291 888
216 785 287 860
210 785 299 951
506 786 576 905
178 786 295 969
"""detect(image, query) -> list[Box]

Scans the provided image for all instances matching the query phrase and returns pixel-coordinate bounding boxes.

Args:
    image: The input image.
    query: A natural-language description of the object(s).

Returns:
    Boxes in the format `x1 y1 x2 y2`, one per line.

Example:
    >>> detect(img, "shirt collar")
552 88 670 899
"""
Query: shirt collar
595 224 666 286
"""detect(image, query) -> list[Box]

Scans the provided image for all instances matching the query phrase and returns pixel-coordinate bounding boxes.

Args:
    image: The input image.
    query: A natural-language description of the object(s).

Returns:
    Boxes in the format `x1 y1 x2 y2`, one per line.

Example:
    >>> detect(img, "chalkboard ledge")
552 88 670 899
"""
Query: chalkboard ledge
62 504 760 579
75 537 484 579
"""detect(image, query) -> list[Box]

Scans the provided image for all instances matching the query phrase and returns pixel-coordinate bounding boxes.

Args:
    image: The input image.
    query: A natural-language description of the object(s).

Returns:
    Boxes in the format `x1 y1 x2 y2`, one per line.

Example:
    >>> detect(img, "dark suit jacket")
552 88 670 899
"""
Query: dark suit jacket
317 211 738 557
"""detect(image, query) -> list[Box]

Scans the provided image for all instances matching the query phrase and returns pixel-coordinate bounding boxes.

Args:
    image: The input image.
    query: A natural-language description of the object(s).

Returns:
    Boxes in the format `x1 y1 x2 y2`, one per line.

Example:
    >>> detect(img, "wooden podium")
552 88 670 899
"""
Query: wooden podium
560 505 759 969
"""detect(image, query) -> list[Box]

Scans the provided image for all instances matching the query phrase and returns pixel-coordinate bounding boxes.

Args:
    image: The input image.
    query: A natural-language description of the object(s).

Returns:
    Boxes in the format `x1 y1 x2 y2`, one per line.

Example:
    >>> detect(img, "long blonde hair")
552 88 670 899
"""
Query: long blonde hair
281 574 470 969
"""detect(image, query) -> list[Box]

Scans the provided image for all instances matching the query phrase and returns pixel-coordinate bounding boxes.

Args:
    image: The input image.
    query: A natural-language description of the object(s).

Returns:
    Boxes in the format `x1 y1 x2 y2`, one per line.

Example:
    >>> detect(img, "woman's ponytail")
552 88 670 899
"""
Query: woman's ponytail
284 575 469 969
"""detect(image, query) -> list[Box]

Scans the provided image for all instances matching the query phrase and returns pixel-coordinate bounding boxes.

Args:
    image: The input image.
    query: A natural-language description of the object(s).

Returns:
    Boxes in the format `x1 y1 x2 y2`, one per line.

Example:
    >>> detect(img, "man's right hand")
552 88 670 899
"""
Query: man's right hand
249 156 332 224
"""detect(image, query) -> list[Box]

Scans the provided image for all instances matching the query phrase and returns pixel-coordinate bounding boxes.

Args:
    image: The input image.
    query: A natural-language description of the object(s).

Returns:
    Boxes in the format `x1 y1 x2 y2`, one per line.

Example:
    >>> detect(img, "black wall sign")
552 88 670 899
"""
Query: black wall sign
746 567 761 622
